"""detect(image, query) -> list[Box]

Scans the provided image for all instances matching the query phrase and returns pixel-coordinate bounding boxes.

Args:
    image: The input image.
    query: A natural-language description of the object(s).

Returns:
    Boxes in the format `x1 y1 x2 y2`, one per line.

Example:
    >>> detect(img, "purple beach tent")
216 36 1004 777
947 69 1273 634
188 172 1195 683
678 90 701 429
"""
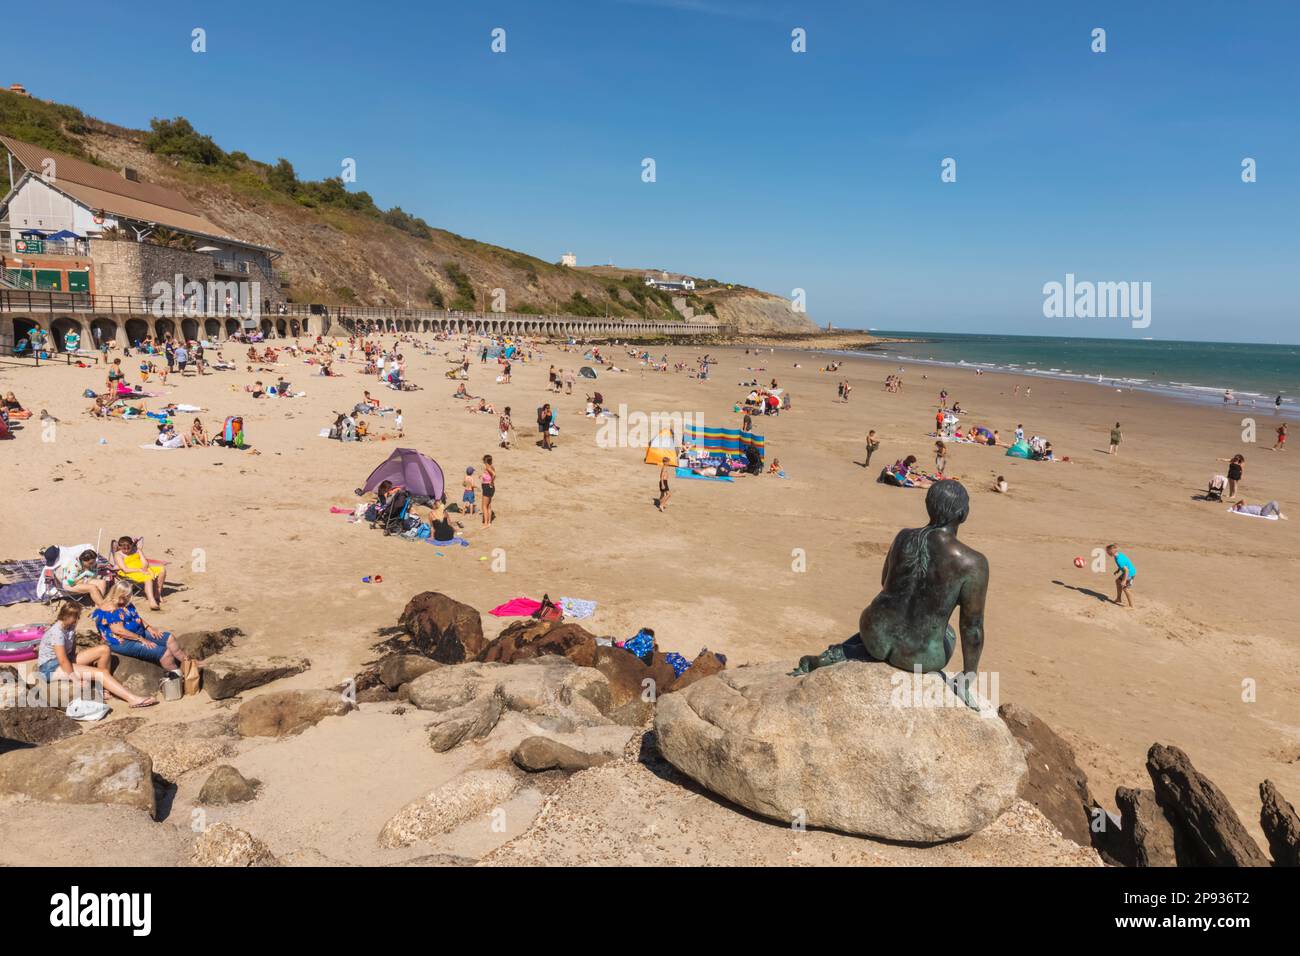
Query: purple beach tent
362 447 445 500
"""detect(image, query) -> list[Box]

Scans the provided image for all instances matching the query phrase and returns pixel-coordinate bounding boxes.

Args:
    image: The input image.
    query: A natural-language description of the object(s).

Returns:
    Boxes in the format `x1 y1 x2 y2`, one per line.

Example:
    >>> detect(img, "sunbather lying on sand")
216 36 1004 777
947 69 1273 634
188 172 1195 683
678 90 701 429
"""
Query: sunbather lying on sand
2 392 31 419
1231 500 1286 519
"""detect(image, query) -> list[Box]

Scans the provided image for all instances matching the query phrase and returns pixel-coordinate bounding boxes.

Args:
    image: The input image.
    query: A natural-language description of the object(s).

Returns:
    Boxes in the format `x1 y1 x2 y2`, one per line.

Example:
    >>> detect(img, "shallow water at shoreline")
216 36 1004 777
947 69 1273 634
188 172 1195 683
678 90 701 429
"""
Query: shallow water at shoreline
827 331 1300 412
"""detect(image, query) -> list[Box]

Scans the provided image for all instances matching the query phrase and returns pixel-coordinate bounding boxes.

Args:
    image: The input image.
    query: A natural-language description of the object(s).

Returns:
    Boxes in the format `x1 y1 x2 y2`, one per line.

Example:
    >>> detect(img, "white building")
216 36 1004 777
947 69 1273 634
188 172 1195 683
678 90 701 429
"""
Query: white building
644 271 695 292
560 251 577 267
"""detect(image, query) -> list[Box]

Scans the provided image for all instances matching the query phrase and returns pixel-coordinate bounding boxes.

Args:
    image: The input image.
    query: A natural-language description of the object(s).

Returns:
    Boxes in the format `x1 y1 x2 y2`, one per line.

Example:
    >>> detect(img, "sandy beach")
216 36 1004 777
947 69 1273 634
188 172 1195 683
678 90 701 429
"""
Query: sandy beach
2 336 1297 854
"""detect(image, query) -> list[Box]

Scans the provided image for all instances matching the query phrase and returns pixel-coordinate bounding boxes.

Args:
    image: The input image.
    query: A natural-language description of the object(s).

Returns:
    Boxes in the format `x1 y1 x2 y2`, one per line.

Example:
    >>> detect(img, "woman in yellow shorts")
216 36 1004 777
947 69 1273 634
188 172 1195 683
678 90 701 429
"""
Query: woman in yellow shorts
113 536 168 610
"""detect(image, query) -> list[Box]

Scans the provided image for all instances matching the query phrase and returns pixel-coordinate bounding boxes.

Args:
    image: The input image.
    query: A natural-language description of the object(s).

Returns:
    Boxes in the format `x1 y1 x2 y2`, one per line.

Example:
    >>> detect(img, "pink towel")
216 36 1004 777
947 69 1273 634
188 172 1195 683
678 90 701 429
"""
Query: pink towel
489 597 541 617
330 506 352 514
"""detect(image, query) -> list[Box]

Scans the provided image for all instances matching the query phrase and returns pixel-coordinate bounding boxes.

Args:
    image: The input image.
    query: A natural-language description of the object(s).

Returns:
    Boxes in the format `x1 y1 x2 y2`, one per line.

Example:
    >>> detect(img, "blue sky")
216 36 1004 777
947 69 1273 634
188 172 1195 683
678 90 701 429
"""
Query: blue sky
5 0 1297 341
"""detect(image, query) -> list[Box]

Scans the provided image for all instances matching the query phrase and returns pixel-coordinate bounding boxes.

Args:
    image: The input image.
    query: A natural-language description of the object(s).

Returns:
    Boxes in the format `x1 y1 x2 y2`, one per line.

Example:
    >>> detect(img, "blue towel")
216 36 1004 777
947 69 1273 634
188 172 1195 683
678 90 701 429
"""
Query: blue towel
675 466 734 483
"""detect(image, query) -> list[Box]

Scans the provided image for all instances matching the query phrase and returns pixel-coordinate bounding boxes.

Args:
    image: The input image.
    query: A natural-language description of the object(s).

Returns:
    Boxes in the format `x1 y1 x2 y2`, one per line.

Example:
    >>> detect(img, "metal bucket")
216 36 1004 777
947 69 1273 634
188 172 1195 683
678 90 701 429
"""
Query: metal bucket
159 674 183 702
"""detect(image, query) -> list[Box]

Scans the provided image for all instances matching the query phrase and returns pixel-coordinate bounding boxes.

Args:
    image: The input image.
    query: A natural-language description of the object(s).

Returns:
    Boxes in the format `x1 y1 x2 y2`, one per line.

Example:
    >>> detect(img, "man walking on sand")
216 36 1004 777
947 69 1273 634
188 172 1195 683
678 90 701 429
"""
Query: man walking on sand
1109 422 1122 455
657 457 672 512
1106 543 1135 607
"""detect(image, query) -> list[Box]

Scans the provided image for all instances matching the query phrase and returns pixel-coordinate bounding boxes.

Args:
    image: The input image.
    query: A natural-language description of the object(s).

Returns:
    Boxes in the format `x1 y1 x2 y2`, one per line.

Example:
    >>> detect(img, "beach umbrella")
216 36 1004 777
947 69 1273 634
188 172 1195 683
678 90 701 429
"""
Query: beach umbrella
579 366 597 379
363 447 445 499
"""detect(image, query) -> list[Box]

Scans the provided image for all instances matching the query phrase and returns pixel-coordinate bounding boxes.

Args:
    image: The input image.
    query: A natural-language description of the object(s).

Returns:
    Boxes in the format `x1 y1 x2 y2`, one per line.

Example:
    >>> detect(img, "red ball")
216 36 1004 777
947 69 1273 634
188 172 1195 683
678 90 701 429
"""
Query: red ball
1073 557 1085 568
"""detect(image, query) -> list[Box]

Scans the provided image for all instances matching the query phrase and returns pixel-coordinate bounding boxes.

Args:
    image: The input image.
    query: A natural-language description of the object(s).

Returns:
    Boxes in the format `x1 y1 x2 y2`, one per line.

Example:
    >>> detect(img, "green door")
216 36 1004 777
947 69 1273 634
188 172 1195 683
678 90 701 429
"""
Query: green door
35 269 62 291
67 270 90 293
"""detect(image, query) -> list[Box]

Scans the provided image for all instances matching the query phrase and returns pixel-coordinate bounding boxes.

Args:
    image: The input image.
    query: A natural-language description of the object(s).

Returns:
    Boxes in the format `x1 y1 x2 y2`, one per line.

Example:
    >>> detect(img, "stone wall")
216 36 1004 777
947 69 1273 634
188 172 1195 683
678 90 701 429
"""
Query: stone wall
88 240 290 319
90 240 216 302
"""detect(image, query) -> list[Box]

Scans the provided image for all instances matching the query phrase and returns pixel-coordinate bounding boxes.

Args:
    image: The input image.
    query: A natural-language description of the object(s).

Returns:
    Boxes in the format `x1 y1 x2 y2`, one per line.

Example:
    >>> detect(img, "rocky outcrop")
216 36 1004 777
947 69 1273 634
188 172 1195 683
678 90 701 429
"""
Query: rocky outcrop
379 654 440 690
188 823 279 866
655 662 1026 843
237 689 355 738
199 764 260 805
998 703 1093 847
203 655 311 700
407 657 612 727
1146 743 1268 866
1260 779 1300 866
379 769 520 848
1115 786 1191 867
478 620 598 666
0 734 155 816
399 592 486 663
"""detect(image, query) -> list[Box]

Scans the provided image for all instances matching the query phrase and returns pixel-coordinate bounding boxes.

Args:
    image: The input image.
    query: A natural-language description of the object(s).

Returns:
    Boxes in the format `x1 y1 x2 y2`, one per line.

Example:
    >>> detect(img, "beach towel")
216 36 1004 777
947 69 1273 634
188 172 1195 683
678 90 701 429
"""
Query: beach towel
558 597 597 620
0 558 45 606
675 466 734 483
139 443 181 450
489 597 543 617
621 629 655 660
1227 507 1280 521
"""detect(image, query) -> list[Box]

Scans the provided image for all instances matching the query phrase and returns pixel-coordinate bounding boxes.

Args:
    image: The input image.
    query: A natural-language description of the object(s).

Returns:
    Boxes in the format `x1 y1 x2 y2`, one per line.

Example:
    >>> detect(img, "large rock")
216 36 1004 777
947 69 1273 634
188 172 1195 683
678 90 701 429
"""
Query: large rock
654 662 1026 843
109 654 167 698
380 654 441 690
203 655 311 700
512 726 636 773
399 592 486 664
478 620 598 666
998 703 1093 847
175 627 242 660
1260 779 1300 866
189 823 279 867
237 689 355 738
1146 743 1269 866
1115 786 1191 867
379 769 520 848
591 645 654 710
0 734 155 816
199 764 260 805
427 692 504 752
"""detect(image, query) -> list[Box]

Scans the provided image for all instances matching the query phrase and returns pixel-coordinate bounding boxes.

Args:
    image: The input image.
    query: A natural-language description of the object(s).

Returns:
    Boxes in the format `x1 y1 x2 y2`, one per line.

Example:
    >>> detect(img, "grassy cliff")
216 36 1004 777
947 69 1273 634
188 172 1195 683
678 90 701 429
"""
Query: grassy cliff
0 90 816 332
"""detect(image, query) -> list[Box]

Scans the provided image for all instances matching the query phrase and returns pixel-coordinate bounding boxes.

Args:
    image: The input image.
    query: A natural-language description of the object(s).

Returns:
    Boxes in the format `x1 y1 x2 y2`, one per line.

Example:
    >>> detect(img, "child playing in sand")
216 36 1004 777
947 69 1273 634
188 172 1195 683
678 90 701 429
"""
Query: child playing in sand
462 467 477 515
395 409 404 437
1106 544 1135 608
657 458 672 512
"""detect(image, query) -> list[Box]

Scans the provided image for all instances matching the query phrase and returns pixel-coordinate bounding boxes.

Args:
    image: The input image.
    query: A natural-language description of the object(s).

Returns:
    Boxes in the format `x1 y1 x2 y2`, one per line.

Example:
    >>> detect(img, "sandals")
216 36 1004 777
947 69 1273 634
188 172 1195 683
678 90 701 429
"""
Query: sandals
130 697 159 708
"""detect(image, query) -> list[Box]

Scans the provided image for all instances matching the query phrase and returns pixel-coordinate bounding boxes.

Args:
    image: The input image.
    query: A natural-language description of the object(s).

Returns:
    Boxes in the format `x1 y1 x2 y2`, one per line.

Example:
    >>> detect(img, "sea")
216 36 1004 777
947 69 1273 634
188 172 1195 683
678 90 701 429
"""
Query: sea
838 331 1300 412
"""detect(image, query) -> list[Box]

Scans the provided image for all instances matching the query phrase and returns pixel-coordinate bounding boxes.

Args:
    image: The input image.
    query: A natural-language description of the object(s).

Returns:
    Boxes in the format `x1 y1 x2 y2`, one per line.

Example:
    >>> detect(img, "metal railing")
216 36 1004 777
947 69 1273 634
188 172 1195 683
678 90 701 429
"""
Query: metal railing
3 237 91 257
0 289 733 337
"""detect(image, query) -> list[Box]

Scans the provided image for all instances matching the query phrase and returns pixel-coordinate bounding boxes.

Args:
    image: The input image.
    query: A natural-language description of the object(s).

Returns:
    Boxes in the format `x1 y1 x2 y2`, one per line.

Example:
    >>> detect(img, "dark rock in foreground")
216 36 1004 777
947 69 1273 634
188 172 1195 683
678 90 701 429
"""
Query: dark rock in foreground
1260 779 1300 866
1115 786 1193 867
1146 743 1268 866
399 592 486 663
998 703 1093 847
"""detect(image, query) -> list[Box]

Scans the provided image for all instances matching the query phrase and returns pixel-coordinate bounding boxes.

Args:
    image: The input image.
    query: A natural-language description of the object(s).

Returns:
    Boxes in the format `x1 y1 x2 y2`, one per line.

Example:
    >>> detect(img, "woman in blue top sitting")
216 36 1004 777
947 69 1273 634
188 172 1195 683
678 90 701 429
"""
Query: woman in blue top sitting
92 582 194 671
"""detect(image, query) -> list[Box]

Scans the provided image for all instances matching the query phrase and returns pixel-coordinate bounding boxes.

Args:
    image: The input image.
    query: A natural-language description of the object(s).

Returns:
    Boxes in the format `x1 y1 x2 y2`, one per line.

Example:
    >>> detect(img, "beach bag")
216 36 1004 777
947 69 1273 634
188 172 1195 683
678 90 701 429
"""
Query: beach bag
181 658 201 696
